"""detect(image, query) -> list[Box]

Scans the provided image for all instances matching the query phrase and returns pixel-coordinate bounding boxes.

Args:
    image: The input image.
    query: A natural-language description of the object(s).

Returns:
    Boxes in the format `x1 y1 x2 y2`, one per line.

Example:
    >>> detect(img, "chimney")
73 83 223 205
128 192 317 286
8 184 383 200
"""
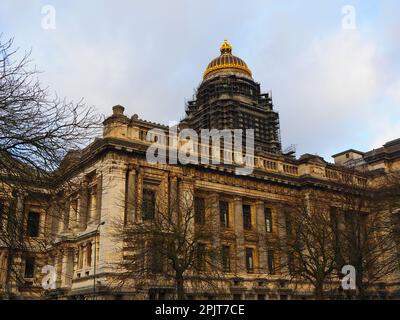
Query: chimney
112 105 125 116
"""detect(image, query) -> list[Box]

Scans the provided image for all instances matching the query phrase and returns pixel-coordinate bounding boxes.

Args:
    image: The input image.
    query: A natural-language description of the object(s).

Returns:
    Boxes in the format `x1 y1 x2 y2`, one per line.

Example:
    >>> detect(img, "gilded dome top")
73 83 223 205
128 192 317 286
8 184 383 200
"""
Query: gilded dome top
203 40 252 80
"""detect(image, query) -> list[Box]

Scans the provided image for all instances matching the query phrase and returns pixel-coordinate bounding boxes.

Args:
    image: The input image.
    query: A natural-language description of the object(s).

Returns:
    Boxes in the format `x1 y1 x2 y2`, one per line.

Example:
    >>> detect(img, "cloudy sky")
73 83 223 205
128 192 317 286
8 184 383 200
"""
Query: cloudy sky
1 0 399 161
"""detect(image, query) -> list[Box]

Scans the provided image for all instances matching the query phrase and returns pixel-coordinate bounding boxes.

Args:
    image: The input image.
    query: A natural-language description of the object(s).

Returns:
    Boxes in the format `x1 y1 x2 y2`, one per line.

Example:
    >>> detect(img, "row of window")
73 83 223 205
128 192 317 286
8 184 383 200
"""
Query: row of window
0 206 41 238
195 198 273 233
196 244 275 274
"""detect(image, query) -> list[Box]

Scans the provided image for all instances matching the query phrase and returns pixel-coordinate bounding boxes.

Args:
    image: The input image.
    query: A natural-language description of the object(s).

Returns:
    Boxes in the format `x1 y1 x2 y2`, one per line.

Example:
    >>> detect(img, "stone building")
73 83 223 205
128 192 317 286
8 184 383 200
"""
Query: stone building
0 40 399 300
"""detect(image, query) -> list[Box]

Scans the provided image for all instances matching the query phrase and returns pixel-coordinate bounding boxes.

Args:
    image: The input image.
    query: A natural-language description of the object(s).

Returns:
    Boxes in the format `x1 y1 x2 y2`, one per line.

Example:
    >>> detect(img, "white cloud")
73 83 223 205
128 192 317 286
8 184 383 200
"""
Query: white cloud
265 30 380 158
1 0 399 161
386 80 400 105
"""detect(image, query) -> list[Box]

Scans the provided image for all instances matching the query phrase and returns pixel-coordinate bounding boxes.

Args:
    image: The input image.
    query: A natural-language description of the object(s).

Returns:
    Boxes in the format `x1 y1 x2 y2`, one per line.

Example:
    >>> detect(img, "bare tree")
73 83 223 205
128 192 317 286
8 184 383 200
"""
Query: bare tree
111 184 228 300
275 192 337 300
335 173 400 299
0 36 100 299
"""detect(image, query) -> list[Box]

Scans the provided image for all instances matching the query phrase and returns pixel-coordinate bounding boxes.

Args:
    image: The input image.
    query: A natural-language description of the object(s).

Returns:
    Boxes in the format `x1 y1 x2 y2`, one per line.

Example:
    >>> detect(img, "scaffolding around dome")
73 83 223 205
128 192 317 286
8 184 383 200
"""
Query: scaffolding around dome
183 40 282 155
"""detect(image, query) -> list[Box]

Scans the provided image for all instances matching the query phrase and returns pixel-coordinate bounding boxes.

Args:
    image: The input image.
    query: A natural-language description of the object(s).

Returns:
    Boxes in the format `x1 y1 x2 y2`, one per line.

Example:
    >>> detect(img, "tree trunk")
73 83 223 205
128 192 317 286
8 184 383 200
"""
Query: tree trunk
314 282 324 300
5 248 14 300
176 273 185 300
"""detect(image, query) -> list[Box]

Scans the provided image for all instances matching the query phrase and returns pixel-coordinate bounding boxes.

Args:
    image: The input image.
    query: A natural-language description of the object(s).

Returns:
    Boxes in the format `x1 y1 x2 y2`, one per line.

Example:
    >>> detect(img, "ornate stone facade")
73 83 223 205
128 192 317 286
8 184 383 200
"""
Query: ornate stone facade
1 41 400 300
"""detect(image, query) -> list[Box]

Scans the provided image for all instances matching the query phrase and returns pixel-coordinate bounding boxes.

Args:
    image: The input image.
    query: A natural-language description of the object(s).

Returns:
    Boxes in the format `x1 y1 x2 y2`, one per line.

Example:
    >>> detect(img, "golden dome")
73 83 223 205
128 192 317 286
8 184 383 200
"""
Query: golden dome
203 40 252 79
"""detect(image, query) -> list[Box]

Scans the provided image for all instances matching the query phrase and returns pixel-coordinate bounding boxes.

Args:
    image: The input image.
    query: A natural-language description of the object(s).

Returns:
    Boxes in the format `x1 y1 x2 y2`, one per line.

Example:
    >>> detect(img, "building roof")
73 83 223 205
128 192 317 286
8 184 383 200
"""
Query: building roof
203 40 252 80
331 149 365 158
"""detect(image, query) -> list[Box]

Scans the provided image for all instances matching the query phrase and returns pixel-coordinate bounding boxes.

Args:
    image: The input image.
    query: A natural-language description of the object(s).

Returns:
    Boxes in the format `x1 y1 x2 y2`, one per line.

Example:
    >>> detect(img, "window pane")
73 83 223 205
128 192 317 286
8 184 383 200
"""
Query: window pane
268 250 275 274
78 245 84 269
246 248 254 273
265 208 272 233
27 212 40 237
243 205 251 230
24 257 35 278
150 239 163 274
222 246 230 272
196 243 206 270
87 243 92 267
219 201 229 228
142 189 155 220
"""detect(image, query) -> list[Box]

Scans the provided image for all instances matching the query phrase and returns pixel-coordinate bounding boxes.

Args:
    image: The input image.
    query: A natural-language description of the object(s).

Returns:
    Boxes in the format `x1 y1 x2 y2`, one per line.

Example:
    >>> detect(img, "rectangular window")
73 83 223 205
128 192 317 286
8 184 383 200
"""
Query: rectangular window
265 208 272 233
142 189 155 220
330 207 339 230
24 257 35 278
27 212 40 237
194 197 205 225
246 248 254 273
233 294 242 300
219 201 229 228
78 245 84 269
257 294 266 300
243 205 251 230
222 246 230 272
267 250 275 274
288 252 294 275
150 239 163 274
196 243 206 271
86 243 92 267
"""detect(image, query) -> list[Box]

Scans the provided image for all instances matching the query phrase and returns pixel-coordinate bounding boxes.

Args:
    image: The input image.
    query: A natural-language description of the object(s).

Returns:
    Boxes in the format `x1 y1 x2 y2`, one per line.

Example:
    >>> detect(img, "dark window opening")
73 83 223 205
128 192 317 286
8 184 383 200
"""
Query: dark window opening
268 250 275 274
246 248 254 273
222 246 230 272
219 201 229 228
87 243 92 267
257 294 266 300
233 294 242 300
288 252 295 275
243 205 251 230
265 208 272 233
27 212 40 237
142 189 156 220
195 197 205 225
150 239 164 274
24 257 35 278
196 243 206 271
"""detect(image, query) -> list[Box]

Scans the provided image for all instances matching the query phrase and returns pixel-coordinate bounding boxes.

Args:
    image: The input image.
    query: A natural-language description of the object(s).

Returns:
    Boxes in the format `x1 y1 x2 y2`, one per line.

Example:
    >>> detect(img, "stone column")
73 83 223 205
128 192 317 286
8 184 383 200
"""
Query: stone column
125 166 137 224
60 250 69 288
179 178 195 241
68 195 78 230
255 201 267 273
209 194 220 267
58 198 69 233
276 205 289 273
60 249 74 288
169 174 179 223
16 193 25 239
97 162 127 274
77 180 88 231
136 168 143 223
233 197 245 273
55 252 63 288
49 202 58 239
88 186 97 225
95 174 103 224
